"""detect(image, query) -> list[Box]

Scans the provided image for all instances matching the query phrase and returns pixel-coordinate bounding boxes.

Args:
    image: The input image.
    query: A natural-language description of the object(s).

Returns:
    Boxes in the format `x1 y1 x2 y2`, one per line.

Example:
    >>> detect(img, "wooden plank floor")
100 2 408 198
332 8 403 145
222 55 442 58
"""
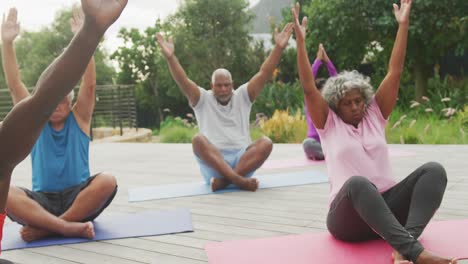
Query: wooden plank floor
3 143 467 263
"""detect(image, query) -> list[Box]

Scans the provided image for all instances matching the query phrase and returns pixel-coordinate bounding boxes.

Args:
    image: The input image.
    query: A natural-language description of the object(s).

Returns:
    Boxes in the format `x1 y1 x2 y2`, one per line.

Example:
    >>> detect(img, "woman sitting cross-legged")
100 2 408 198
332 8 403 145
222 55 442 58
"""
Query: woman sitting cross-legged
292 1 457 263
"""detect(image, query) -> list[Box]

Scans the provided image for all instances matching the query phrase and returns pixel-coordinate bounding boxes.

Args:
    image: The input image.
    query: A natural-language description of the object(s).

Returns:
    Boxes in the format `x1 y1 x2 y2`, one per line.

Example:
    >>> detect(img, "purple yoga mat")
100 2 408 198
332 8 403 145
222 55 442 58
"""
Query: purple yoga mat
2 208 192 250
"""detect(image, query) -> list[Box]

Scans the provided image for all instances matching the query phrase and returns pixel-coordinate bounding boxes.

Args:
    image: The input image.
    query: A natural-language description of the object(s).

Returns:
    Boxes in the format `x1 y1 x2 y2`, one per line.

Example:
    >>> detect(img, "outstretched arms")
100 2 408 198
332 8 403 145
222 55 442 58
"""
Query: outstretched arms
375 0 412 119
156 33 200 106
70 7 97 135
1 8 30 104
0 0 127 168
0 0 127 214
247 23 293 101
29 0 127 111
293 3 329 129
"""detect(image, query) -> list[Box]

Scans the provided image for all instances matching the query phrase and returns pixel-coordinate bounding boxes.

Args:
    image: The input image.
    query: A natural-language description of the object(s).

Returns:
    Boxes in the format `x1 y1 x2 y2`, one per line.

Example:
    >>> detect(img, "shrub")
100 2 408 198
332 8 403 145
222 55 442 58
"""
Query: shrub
253 81 305 119
159 125 197 143
386 107 466 144
160 115 195 129
159 115 197 143
250 126 265 141
259 109 307 143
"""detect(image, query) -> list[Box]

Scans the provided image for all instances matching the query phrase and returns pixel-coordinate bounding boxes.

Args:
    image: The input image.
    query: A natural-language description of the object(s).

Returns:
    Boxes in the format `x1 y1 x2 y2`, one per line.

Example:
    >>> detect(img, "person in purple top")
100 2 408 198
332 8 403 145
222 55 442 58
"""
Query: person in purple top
302 43 337 160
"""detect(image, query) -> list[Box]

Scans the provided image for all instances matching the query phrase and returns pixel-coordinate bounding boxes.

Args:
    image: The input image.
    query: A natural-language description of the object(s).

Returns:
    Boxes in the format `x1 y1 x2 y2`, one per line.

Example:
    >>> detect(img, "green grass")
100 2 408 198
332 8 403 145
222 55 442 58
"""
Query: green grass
156 108 466 144
386 108 466 144
159 125 197 143
159 125 266 143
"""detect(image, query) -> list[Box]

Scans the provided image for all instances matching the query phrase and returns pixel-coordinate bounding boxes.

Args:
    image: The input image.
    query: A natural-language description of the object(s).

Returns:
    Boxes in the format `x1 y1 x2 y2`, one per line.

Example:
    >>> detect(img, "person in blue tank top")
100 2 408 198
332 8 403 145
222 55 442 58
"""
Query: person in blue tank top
1 5 121 243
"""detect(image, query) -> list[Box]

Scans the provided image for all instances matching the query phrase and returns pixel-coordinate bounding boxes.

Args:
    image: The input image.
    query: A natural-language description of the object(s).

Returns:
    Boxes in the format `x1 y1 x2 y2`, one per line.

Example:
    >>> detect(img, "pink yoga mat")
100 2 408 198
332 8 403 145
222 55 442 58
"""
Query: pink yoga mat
205 220 468 264
262 149 415 170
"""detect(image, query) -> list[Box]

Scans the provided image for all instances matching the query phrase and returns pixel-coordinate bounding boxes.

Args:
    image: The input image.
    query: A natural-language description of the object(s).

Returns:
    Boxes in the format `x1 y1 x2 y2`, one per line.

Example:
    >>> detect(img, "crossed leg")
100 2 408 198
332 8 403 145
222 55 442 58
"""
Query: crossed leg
6 173 116 241
192 134 272 191
327 162 457 264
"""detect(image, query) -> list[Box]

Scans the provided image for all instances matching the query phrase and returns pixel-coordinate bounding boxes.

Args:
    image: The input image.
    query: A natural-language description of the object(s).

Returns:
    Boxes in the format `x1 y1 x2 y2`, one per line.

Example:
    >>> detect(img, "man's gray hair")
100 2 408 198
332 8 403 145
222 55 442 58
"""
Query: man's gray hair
211 68 232 84
321 70 374 111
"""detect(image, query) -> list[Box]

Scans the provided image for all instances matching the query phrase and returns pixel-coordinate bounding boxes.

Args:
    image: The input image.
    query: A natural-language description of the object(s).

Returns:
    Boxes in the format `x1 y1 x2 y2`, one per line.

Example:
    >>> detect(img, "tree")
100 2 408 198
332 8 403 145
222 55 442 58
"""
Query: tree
171 0 261 88
294 0 467 100
367 0 467 100
111 22 183 127
112 0 266 127
0 7 115 89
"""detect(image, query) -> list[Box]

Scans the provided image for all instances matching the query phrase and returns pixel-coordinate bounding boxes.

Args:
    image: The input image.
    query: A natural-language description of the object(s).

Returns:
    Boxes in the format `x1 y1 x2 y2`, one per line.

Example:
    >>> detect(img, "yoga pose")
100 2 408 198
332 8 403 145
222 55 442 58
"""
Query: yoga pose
292 1 457 263
0 0 127 244
157 24 293 192
302 43 337 160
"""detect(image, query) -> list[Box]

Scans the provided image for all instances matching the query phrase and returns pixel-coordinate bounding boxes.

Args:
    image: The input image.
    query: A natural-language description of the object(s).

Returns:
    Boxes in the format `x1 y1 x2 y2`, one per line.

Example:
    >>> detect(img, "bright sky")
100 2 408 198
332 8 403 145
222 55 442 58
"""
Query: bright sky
0 0 261 54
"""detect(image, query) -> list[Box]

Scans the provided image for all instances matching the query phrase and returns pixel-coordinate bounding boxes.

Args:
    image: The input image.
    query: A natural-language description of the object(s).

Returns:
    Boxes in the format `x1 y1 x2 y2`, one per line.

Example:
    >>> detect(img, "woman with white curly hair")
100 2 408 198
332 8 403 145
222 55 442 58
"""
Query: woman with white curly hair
292 1 456 263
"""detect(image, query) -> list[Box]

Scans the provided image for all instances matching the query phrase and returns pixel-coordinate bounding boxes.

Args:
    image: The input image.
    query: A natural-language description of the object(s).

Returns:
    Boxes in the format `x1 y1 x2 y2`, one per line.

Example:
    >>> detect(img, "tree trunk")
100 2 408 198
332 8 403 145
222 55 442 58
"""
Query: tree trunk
413 60 432 102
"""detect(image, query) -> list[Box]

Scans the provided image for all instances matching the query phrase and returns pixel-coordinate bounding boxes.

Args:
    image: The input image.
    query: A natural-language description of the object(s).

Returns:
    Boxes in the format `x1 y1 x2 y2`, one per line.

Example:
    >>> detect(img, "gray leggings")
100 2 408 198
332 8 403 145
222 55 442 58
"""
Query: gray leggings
327 162 447 262
302 138 324 160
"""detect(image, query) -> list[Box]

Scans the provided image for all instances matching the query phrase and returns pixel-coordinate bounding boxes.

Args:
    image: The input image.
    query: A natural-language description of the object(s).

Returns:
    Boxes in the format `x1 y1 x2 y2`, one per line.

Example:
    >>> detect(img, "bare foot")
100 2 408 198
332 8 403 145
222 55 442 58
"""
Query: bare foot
416 250 457 264
392 251 413 264
63 221 95 239
210 177 230 191
237 178 259 191
21 221 95 242
20 226 55 242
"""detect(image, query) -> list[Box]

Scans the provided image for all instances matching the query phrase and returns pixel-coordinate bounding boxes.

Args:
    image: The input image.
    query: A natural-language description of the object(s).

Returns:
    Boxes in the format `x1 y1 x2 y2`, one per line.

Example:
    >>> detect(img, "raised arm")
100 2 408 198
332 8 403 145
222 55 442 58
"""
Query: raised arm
375 0 411 119
0 0 127 212
0 0 127 168
312 44 337 78
311 43 325 77
156 33 200 106
70 7 97 135
247 23 293 101
293 3 328 129
321 44 337 77
1 8 30 104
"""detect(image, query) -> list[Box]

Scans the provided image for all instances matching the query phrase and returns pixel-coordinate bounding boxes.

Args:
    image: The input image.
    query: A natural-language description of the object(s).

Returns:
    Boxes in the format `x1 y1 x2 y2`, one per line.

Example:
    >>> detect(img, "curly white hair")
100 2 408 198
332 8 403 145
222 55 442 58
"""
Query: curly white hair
321 70 374 111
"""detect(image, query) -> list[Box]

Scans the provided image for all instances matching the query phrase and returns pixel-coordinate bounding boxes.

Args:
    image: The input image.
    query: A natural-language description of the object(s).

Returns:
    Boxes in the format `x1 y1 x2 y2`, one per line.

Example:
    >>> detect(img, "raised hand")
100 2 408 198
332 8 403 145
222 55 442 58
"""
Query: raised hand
393 0 412 26
274 23 293 49
155 33 175 59
316 44 324 61
81 0 128 34
291 2 307 42
70 6 84 35
1 8 20 43
321 44 331 62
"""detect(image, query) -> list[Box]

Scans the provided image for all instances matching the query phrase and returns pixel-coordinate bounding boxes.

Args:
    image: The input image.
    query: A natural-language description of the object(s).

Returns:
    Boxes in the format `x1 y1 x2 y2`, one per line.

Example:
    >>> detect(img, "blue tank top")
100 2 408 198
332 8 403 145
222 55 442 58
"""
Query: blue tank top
31 113 90 192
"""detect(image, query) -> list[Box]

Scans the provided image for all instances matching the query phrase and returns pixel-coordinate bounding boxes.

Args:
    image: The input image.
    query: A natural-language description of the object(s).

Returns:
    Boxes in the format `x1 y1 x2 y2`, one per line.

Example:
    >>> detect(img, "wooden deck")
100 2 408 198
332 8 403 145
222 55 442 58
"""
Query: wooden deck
3 143 467 263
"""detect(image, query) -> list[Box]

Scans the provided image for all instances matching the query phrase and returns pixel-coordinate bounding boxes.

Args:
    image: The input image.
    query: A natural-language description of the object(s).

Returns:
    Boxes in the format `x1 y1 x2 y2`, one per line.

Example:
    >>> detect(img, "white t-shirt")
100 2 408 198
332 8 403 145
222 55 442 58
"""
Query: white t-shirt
192 83 253 150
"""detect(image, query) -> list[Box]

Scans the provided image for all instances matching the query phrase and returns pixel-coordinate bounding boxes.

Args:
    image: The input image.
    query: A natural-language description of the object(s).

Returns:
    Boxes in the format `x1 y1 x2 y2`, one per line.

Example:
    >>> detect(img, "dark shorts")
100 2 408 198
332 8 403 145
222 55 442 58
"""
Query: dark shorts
9 174 117 224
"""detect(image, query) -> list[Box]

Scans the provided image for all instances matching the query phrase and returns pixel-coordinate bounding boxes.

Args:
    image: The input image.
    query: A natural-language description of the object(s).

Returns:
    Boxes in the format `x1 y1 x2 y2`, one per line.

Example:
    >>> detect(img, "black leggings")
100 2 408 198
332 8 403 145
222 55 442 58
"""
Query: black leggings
327 162 447 262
